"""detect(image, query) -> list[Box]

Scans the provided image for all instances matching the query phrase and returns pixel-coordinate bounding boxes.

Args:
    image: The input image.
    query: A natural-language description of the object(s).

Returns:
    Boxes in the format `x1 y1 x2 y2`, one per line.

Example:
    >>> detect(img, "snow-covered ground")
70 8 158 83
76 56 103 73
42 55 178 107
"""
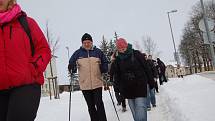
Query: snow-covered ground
35 74 215 121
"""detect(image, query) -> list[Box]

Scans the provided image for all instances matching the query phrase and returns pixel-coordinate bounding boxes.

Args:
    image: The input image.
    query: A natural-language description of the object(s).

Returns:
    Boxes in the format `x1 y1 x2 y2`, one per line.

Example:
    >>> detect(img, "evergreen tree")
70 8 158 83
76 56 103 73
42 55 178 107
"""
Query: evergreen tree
99 35 109 58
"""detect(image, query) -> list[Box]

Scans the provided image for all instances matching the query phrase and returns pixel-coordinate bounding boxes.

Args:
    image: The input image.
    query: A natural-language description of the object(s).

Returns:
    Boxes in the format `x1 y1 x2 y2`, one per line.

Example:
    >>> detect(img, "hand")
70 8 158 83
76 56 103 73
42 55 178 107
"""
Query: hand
102 73 110 82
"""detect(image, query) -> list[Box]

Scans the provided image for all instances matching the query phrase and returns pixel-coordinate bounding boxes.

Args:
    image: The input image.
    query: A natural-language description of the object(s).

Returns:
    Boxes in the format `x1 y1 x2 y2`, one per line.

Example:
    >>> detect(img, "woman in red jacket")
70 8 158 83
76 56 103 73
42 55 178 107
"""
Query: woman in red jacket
0 0 51 121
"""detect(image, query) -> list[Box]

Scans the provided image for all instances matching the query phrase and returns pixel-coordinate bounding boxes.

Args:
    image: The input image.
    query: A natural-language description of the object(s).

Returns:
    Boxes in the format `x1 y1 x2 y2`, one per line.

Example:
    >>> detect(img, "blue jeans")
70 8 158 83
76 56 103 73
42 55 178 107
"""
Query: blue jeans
128 97 147 121
147 85 156 108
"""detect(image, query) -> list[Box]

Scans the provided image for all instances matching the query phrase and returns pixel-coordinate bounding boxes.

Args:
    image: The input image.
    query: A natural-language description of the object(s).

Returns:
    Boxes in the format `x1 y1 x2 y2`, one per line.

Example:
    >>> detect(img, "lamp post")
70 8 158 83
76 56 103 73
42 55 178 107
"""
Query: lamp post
66 46 73 90
167 10 180 65
66 46 73 121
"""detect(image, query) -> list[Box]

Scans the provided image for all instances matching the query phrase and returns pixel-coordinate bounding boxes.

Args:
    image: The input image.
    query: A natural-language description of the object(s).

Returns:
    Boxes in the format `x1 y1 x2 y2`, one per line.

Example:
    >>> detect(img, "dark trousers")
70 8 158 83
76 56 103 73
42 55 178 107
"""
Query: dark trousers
159 73 167 85
0 84 41 121
154 81 159 93
82 87 107 121
115 92 126 108
177 75 184 78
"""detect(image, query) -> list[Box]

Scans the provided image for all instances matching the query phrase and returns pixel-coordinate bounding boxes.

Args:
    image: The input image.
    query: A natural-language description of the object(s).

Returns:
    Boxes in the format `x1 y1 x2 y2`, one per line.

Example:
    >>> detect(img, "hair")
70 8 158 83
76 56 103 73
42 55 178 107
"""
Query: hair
8 0 17 10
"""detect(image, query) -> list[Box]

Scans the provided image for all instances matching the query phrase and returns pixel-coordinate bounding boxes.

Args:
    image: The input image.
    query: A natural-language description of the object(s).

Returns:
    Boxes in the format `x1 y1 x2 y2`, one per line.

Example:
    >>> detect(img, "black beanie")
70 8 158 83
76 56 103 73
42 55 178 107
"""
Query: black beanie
81 33 93 43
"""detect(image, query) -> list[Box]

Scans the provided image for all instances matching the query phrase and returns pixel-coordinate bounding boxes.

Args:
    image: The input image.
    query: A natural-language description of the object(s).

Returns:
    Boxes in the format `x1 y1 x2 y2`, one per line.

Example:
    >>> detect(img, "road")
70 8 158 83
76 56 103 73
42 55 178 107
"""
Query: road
198 71 215 81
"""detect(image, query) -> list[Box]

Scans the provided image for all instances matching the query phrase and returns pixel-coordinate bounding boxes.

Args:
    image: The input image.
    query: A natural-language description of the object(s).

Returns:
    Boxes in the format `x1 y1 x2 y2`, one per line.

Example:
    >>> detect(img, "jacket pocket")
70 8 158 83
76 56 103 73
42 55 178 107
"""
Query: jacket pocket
29 62 39 81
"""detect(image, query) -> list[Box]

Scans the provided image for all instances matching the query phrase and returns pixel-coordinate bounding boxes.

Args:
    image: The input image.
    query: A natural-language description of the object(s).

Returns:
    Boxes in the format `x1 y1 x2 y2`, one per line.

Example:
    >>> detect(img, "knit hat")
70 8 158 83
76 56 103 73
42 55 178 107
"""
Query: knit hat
81 33 93 43
116 38 128 50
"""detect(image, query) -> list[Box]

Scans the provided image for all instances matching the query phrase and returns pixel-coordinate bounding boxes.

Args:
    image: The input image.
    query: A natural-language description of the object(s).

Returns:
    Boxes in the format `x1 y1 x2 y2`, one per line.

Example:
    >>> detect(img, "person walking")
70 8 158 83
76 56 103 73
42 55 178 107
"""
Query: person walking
145 54 158 110
109 51 127 112
0 1 51 121
68 33 108 121
176 65 184 78
157 58 167 85
111 38 155 121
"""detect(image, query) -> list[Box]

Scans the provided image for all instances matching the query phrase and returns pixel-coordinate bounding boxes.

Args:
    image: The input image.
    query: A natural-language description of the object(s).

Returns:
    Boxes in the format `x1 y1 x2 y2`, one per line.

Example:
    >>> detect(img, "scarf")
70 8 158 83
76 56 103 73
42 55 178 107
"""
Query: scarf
116 43 133 61
0 4 21 25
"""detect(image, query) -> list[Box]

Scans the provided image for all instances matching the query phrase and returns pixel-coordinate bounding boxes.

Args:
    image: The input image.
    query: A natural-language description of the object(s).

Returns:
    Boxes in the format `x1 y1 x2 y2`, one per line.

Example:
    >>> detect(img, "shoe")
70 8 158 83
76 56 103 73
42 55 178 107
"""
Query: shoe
152 105 156 107
147 108 151 111
122 107 127 112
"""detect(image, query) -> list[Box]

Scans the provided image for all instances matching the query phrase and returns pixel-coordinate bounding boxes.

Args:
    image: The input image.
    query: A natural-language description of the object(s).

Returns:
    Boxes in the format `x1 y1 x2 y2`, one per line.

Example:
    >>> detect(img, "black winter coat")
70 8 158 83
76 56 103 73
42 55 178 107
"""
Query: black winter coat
157 59 166 74
147 59 158 78
112 50 155 99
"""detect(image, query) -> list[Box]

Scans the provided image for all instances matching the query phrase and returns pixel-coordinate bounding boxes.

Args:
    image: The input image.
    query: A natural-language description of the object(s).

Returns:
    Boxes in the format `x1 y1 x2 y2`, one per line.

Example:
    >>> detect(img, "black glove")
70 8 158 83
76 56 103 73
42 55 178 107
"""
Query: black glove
102 73 109 82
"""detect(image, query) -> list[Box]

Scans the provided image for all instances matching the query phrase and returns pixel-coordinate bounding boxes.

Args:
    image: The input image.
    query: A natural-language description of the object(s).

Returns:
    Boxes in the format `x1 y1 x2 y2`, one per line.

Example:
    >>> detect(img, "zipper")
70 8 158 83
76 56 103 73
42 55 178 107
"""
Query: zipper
9 25 12 39
87 50 92 89
1 25 12 87
1 26 5 48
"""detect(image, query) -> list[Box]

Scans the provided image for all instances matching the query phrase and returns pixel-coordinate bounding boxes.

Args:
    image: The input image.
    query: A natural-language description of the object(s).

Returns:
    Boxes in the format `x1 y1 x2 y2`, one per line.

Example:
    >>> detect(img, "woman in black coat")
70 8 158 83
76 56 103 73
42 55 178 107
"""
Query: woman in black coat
111 38 155 121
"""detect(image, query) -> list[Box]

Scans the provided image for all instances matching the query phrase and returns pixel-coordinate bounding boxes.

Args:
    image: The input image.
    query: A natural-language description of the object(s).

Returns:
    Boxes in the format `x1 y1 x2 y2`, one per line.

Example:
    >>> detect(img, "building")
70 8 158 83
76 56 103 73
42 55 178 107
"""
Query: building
165 61 186 78
59 73 80 93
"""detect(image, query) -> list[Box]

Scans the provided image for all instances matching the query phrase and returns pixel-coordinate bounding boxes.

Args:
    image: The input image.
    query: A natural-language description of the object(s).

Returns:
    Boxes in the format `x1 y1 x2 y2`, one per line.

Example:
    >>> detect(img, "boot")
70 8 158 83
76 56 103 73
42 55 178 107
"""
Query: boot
122 107 127 112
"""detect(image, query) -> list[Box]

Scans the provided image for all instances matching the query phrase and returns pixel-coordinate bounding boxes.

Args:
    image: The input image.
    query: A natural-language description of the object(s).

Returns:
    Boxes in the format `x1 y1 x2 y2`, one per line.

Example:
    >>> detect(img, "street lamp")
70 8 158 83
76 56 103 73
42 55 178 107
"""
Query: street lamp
66 46 73 121
167 9 180 65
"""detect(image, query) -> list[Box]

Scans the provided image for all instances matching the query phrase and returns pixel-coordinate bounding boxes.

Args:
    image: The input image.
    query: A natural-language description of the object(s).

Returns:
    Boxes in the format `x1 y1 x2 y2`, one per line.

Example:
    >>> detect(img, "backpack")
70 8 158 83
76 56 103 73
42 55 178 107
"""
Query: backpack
18 15 35 56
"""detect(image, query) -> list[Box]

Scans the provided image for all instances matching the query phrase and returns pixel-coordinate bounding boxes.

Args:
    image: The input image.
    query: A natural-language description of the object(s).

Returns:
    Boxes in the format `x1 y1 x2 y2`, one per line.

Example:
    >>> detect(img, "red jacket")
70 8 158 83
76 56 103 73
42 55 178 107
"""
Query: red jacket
0 14 51 90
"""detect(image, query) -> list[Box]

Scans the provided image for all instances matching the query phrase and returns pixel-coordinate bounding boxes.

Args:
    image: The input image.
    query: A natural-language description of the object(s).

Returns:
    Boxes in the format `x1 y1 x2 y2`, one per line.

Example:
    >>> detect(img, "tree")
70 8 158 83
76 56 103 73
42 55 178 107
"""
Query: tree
179 0 215 73
100 35 109 55
133 40 143 52
142 36 160 57
45 21 60 99
108 39 116 53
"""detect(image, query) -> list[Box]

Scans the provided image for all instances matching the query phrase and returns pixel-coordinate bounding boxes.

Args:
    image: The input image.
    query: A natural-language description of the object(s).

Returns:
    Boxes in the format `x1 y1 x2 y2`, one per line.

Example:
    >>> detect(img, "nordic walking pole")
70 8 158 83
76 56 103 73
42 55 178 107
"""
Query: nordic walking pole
103 73 120 121
68 73 74 121
108 89 120 121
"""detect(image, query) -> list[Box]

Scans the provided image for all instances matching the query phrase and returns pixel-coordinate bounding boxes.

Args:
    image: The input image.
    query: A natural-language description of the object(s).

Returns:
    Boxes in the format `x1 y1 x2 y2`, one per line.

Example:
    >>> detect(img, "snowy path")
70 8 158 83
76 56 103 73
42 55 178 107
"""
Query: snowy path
35 87 170 121
35 74 215 121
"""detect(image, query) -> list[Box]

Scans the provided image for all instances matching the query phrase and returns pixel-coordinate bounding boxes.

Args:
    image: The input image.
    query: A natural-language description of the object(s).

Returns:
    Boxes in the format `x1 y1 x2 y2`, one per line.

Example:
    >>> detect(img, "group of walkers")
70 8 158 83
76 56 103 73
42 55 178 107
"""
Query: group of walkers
68 33 168 121
0 0 168 121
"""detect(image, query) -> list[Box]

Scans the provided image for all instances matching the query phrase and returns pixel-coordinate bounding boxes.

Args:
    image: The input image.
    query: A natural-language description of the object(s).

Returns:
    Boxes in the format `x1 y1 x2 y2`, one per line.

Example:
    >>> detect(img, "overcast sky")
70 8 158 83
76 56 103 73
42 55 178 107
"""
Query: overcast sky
18 0 199 83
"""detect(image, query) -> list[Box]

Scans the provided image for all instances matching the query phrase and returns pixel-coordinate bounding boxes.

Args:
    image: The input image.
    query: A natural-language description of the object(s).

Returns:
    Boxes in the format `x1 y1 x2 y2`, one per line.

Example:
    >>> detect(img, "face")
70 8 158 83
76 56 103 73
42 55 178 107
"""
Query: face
117 47 127 53
144 55 147 59
82 40 93 50
148 55 152 59
0 0 10 12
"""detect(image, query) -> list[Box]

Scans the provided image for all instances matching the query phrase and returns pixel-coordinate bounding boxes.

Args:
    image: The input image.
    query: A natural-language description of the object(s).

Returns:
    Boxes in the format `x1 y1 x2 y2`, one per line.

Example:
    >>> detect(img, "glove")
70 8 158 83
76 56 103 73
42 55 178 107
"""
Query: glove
102 73 110 82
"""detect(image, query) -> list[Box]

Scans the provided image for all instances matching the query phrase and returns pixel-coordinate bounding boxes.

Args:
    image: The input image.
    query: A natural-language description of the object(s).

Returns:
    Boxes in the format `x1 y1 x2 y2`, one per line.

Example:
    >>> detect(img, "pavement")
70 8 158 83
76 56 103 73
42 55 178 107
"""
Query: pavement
197 71 215 81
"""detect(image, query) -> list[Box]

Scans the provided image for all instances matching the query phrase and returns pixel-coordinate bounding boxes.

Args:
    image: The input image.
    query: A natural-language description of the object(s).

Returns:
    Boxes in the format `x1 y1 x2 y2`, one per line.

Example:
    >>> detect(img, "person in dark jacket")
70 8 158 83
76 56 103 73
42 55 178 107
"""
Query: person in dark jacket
68 33 108 121
111 38 155 121
0 1 51 121
145 54 158 110
147 55 159 92
157 58 168 85
109 52 127 112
